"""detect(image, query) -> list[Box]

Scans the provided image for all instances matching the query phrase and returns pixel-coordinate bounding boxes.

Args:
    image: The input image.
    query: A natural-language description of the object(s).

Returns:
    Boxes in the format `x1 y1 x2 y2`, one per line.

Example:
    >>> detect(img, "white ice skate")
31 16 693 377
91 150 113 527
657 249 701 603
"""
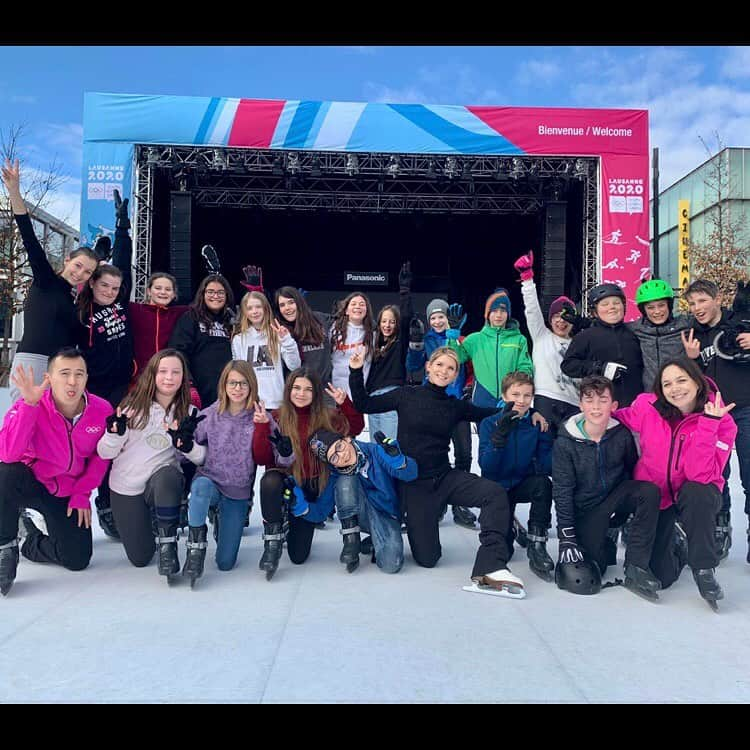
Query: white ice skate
462 567 526 599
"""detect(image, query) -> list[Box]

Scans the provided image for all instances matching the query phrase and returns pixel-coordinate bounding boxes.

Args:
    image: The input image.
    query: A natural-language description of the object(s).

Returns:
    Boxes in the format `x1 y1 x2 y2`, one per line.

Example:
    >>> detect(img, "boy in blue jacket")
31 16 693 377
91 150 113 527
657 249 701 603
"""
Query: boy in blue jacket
304 429 418 574
478 371 554 581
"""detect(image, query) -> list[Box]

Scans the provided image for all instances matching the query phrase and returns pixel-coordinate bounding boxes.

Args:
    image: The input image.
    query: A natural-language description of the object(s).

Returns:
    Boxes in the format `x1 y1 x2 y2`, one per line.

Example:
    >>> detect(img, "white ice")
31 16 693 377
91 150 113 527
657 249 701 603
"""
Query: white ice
1 388 749 703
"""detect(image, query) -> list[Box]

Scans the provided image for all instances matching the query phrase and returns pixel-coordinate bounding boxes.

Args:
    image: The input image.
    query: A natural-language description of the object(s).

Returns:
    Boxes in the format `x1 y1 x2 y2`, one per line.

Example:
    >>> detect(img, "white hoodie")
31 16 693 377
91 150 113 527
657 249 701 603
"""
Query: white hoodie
97 401 205 496
231 327 301 409
521 278 580 407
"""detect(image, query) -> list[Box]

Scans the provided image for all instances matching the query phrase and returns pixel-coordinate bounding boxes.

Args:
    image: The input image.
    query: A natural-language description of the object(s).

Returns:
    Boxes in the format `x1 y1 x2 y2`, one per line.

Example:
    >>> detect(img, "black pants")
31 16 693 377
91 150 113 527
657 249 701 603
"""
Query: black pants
398 469 512 577
533 395 579 439
0 462 92 571
110 465 184 568
649 481 722 589
506 475 553 555
574 480 661 575
260 470 316 564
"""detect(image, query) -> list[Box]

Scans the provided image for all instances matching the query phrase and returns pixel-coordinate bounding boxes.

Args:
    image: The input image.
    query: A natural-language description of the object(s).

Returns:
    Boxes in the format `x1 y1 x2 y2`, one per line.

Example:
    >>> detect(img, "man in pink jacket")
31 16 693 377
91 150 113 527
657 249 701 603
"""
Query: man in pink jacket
0 347 113 595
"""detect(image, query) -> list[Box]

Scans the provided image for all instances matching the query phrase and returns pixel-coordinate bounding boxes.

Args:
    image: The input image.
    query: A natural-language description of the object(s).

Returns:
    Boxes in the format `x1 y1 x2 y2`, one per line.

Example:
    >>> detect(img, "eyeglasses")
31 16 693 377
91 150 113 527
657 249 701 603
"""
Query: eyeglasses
205 290 226 298
227 380 249 390
328 440 348 465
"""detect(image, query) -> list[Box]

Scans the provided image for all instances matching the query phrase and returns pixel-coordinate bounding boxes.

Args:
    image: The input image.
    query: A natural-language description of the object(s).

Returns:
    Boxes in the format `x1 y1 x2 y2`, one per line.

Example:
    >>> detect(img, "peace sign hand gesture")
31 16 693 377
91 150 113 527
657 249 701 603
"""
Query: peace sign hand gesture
704 391 736 419
325 382 347 405
106 406 133 436
253 401 270 424
349 345 366 370
11 365 49 407
271 318 290 339
681 328 701 359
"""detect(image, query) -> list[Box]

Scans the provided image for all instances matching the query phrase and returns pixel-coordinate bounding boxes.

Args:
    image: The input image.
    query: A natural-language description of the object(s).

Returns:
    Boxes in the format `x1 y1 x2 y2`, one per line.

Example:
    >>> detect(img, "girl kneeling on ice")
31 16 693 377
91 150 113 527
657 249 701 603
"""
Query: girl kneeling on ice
258 367 364 580
349 345 525 598
97 349 203 583
181 360 292 586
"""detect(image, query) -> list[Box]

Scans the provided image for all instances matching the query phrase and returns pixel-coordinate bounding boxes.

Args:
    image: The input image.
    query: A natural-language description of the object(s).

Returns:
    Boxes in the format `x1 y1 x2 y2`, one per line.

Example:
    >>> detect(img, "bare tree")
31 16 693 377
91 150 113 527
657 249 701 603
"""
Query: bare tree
688 133 749 305
0 124 69 382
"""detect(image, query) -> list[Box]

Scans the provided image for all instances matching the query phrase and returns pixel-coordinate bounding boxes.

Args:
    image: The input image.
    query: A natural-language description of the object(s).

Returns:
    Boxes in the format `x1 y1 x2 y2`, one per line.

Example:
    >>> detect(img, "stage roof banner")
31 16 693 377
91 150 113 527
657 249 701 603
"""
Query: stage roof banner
82 92 650 310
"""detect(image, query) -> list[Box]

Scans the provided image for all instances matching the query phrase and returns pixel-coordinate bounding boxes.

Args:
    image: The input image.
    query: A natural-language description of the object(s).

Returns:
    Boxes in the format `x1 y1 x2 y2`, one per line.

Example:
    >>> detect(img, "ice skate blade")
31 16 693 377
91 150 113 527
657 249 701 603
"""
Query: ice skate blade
462 582 526 599
530 567 553 583
706 599 720 612
265 569 276 581
624 581 660 602
0 583 13 596
189 577 199 589
166 575 180 587
346 561 359 574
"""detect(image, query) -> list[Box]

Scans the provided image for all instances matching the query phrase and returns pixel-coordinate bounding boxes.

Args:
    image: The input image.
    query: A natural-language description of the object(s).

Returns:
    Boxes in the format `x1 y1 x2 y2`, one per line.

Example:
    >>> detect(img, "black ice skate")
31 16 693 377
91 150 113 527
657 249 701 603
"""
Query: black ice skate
97 507 120 541
156 523 181 586
0 540 19 596
182 525 208 589
452 505 477 530
339 516 361 573
259 522 284 581
714 511 732 562
623 562 661 602
513 516 529 548
692 568 724 612
526 524 554 582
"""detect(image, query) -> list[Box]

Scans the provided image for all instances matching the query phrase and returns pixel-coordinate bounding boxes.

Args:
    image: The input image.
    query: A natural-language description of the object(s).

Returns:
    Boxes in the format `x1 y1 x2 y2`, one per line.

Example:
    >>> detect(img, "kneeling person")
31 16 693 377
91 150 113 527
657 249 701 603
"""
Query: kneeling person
478 371 554 581
0 348 112 595
552 375 662 600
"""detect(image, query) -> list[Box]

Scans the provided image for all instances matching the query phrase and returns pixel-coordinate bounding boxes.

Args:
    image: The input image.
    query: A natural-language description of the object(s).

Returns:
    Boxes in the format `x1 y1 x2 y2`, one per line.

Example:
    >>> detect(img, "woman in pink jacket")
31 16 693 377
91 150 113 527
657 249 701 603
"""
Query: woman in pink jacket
614 357 737 610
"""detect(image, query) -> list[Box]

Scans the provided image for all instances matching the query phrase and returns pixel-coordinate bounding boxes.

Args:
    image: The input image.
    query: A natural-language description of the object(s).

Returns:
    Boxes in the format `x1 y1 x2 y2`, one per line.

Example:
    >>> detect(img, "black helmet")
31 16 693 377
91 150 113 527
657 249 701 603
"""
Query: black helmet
588 283 626 310
713 327 750 364
555 560 602 595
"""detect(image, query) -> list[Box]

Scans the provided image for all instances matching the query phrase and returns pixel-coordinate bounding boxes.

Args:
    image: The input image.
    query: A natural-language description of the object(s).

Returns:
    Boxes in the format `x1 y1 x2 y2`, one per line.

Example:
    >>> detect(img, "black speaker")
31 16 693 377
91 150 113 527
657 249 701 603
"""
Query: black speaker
169 192 192 304
540 201 567 312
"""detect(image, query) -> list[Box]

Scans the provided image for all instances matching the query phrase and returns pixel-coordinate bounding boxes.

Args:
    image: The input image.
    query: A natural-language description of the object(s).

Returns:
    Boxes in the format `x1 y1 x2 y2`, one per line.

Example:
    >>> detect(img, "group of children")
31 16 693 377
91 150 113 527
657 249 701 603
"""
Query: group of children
1 157 749 611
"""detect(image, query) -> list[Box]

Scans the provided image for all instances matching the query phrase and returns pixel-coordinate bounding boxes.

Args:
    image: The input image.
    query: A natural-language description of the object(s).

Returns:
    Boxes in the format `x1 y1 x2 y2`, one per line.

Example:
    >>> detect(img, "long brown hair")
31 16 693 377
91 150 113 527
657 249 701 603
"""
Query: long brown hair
278 367 350 492
76 264 123 324
190 274 234 334
119 349 192 430
274 286 325 347
216 359 258 415
330 291 374 358
652 357 711 421
235 291 281 363
373 304 400 361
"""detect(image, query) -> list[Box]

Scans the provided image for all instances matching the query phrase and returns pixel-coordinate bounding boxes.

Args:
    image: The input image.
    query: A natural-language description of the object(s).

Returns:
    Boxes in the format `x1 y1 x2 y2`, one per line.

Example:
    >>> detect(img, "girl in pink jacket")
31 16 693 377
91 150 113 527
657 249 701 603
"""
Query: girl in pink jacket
614 357 737 610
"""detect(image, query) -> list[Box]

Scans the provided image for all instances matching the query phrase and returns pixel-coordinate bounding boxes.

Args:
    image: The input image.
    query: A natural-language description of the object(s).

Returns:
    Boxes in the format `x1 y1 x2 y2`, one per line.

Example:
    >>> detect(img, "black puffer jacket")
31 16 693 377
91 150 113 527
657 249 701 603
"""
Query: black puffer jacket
561 319 644 406
628 313 692 391
552 415 638 530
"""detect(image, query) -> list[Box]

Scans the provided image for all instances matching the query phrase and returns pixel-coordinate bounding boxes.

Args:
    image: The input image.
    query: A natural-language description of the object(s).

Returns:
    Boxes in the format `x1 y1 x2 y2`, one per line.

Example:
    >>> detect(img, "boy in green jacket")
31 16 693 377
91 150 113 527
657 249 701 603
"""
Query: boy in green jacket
448 288 533 408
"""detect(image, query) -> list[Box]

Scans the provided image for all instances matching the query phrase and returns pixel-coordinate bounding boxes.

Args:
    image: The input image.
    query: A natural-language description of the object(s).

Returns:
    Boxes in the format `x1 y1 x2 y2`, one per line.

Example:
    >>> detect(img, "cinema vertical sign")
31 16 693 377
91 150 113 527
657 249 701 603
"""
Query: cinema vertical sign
678 200 690 291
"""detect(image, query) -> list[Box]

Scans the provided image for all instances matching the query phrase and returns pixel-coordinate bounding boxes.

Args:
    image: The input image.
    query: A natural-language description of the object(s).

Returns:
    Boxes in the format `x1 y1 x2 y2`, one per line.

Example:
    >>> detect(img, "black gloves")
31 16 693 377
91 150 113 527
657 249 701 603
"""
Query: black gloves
92 235 113 263
106 411 127 436
398 261 413 293
114 189 130 230
447 303 467 332
490 405 521 448
373 430 401 457
560 303 591 334
167 407 206 453
270 428 293 457
408 316 425 351
241 264 263 290
558 527 585 564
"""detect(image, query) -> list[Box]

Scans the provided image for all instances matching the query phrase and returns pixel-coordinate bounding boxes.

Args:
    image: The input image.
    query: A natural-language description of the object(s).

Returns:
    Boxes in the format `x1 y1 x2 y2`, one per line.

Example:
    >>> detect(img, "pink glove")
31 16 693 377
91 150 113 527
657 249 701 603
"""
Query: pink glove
513 250 534 281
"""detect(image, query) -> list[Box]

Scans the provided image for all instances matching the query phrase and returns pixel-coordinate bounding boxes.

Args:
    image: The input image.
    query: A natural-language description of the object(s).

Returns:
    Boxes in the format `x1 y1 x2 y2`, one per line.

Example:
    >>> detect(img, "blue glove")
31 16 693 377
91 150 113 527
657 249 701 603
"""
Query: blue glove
447 303 467 332
282 476 309 517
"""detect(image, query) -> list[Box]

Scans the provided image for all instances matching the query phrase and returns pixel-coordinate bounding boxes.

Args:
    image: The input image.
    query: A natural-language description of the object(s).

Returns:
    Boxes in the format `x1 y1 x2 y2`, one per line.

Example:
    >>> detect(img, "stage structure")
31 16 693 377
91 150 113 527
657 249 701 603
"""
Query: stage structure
81 94 649 319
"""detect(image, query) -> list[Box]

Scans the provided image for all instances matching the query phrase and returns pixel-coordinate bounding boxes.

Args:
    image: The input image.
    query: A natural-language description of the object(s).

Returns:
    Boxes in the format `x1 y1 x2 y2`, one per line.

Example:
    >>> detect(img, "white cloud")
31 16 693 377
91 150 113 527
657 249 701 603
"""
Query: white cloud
515 59 562 87
39 122 84 168
720 46 750 79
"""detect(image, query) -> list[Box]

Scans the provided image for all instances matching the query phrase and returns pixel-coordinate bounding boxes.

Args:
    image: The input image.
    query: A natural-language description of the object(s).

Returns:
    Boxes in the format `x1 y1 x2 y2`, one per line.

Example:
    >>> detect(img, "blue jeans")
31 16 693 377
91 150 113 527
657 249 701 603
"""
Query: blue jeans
188 476 249 571
367 386 399 438
722 405 750 517
334 474 403 573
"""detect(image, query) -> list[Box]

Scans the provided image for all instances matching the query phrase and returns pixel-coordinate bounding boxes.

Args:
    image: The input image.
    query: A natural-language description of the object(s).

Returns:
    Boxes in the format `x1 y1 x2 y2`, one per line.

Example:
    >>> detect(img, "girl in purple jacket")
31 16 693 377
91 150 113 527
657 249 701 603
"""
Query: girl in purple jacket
614 357 737 610
181 360 289 586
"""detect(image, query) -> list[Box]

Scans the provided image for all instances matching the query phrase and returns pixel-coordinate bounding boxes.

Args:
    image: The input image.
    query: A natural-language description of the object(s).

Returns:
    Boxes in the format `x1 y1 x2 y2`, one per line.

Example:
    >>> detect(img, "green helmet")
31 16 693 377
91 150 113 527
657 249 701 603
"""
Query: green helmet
635 279 674 305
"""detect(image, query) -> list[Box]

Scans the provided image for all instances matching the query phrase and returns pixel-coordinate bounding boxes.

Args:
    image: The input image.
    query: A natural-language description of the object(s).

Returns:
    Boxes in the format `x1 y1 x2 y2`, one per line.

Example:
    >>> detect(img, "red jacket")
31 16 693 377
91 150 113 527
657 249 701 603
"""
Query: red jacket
614 392 737 509
0 390 113 510
129 302 188 380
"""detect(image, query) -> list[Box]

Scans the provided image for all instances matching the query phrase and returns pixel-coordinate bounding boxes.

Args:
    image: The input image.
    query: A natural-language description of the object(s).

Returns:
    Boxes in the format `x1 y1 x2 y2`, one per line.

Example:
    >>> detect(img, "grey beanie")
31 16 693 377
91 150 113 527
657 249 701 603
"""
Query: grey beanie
426 298 449 320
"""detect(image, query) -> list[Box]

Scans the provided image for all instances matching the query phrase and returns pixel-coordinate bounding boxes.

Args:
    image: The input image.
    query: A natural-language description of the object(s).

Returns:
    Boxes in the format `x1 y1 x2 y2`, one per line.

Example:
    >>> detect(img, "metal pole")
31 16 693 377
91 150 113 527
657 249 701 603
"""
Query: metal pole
652 147 660 278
